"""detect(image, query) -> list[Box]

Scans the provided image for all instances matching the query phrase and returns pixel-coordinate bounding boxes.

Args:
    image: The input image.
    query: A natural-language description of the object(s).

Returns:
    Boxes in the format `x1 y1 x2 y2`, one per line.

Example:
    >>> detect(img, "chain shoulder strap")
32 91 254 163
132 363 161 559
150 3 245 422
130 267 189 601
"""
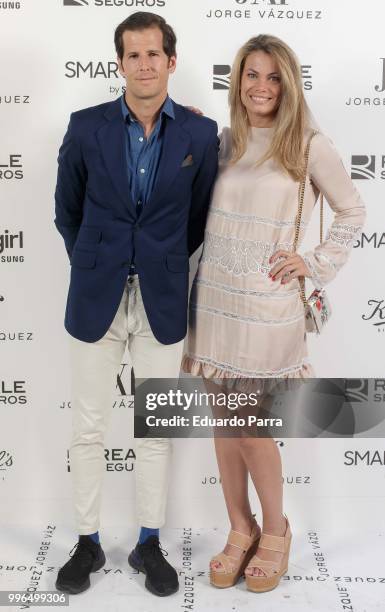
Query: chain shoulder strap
294 130 324 306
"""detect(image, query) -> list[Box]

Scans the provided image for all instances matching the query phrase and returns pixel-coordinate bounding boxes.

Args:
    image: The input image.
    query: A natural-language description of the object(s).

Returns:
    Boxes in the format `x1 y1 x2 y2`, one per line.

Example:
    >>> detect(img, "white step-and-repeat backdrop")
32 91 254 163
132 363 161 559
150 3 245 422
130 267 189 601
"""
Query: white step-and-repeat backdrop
1 0 384 546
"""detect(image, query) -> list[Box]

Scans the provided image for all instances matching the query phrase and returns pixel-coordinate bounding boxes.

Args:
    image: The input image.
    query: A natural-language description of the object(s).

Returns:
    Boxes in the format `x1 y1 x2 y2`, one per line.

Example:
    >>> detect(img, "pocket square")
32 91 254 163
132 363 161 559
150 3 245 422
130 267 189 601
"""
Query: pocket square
181 154 194 168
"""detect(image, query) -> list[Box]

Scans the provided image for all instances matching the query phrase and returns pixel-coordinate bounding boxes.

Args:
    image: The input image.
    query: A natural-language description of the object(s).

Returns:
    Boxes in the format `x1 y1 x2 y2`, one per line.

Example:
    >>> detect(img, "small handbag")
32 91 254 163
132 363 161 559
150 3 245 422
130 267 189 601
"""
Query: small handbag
293 130 332 334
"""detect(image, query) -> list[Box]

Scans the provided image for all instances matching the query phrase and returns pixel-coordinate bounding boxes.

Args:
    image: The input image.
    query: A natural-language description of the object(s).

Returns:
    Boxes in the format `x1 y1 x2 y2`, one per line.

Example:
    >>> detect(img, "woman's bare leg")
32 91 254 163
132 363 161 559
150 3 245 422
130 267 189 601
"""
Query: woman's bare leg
238 435 287 576
205 380 260 571
206 382 286 575
209 435 259 570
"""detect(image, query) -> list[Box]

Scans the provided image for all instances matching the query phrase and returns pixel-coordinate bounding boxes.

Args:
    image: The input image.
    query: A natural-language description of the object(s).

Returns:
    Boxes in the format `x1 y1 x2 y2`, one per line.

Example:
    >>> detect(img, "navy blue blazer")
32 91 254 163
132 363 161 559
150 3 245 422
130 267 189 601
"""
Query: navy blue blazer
54 98 218 344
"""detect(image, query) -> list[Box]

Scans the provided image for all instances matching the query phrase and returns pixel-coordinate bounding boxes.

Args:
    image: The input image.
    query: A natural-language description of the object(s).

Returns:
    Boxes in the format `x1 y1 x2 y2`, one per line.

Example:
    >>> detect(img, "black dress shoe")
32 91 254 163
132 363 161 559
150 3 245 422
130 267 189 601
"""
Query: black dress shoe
55 535 106 594
128 535 179 597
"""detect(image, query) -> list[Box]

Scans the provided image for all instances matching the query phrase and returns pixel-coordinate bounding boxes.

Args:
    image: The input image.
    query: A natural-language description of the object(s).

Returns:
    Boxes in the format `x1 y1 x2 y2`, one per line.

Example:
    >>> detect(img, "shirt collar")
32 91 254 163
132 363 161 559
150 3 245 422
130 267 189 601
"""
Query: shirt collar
120 94 175 124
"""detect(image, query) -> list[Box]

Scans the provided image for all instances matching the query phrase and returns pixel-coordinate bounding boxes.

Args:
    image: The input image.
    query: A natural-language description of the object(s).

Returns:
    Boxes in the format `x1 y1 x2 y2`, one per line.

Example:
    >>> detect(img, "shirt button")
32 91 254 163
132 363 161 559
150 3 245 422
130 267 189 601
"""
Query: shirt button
139 137 144 142
140 168 145 174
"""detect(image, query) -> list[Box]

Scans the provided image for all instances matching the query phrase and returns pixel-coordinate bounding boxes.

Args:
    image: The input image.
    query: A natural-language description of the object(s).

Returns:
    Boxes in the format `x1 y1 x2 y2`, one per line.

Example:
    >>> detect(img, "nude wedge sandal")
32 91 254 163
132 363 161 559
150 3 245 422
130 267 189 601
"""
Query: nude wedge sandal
209 517 261 589
245 515 292 593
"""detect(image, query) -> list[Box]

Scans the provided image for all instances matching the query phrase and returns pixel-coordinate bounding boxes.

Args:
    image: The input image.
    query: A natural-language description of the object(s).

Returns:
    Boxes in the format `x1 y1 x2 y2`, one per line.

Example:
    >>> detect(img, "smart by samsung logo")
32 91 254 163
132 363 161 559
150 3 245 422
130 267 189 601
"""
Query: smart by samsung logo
344 450 385 466
0 2 21 9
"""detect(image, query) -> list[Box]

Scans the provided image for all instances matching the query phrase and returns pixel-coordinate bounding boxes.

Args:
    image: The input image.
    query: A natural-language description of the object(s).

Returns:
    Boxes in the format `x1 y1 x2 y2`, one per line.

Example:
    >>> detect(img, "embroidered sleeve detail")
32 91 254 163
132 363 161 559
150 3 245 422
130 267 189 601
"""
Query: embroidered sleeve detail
303 220 363 288
325 224 362 248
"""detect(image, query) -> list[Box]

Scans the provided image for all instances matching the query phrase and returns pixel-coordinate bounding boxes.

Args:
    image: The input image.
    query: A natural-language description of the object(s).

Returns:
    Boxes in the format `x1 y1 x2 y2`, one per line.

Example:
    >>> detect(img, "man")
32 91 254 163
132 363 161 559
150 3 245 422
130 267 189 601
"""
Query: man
54 12 218 597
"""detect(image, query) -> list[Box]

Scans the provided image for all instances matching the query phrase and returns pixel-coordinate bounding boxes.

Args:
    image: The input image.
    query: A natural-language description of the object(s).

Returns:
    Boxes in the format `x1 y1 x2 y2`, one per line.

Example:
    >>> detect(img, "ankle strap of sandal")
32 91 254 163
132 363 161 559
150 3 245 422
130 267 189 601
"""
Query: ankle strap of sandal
259 533 286 553
227 528 256 551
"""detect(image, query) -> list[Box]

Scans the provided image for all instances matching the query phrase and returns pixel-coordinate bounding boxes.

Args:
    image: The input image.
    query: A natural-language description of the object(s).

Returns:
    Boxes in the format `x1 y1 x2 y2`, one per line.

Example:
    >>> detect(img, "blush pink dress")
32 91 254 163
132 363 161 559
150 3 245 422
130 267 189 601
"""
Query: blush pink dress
182 126 365 379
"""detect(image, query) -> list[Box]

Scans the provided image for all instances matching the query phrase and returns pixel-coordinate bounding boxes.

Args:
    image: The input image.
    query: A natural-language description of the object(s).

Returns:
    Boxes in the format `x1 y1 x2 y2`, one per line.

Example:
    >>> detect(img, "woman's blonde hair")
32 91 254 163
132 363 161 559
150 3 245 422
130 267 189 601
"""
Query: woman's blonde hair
229 34 310 181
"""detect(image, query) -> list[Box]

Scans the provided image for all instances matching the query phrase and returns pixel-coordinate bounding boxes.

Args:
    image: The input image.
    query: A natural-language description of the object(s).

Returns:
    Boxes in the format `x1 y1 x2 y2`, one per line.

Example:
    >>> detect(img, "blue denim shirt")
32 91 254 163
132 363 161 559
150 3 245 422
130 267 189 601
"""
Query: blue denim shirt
120 94 175 214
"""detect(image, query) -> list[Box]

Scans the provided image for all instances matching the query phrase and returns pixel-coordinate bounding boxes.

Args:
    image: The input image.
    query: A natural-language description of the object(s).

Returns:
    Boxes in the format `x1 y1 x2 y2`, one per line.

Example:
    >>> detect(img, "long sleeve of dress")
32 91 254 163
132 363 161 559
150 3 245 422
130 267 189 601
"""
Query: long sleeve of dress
302 133 366 289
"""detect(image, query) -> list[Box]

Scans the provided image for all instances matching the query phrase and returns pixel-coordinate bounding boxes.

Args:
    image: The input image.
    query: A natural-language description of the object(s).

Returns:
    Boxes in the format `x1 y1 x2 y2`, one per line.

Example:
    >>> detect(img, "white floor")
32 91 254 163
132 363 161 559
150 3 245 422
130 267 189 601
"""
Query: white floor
0 515 384 612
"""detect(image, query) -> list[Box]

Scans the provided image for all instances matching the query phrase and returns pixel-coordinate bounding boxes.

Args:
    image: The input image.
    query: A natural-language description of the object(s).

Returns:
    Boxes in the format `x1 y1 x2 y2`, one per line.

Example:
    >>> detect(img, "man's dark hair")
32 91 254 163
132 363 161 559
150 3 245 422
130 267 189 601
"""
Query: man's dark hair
114 12 177 61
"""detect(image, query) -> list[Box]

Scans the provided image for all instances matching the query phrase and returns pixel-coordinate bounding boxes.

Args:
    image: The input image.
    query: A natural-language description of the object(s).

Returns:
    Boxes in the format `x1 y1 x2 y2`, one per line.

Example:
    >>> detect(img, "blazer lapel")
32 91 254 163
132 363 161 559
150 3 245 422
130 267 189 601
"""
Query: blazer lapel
96 100 136 217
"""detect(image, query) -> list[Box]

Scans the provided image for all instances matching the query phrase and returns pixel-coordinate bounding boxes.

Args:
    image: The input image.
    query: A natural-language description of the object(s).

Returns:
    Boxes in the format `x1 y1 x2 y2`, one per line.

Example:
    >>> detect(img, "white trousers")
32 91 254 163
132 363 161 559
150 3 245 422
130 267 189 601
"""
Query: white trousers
68 276 184 534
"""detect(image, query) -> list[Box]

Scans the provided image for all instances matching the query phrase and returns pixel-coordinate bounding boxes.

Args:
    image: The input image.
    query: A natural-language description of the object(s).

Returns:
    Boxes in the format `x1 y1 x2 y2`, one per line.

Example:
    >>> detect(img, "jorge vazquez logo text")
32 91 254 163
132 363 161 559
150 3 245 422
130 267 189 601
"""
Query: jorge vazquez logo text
0 95 30 105
206 0 322 20
346 58 385 106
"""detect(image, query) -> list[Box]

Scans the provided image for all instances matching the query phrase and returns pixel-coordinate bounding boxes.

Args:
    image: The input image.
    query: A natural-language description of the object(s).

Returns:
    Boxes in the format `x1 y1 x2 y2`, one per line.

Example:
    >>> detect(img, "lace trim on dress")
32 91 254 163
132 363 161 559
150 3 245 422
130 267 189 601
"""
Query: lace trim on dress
190 303 304 326
210 207 308 228
182 354 310 378
195 278 300 299
325 224 362 248
200 232 293 276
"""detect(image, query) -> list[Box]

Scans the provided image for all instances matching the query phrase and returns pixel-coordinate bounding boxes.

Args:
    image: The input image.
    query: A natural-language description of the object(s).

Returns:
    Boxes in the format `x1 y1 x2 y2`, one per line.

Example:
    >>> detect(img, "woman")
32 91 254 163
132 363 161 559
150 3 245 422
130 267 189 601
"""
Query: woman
182 34 365 593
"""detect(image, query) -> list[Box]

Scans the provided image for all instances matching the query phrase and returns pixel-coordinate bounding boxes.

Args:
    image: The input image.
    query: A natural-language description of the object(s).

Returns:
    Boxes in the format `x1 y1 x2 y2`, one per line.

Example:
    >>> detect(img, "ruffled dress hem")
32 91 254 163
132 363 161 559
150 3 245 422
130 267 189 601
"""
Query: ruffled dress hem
182 355 314 379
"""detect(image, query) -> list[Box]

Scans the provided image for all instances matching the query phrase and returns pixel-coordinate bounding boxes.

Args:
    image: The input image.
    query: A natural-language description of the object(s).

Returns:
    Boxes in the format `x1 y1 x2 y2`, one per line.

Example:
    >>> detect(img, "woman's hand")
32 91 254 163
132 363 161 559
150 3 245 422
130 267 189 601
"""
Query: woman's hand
269 250 311 284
